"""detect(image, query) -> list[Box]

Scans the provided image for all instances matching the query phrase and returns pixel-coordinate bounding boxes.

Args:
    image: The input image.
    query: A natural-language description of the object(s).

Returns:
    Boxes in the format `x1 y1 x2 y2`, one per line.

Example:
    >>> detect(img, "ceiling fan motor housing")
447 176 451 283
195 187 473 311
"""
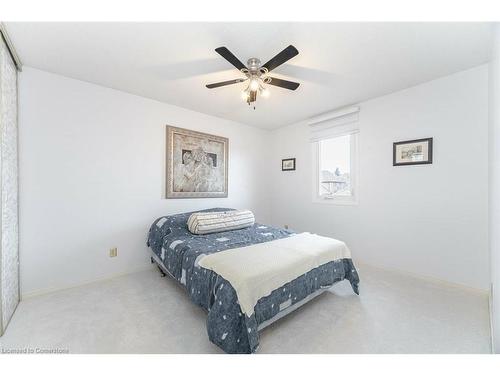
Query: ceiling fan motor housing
247 58 262 74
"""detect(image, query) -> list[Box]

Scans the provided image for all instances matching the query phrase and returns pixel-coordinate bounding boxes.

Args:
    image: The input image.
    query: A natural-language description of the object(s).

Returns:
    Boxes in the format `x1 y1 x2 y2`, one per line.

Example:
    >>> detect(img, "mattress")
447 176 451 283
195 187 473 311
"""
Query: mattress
147 208 360 353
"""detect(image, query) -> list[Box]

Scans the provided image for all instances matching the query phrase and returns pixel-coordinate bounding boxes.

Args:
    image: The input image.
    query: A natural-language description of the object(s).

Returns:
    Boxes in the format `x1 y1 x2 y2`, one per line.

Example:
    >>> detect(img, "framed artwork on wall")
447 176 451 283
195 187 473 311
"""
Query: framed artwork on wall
166 125 228 198
393 138 433 166
282 158 296 171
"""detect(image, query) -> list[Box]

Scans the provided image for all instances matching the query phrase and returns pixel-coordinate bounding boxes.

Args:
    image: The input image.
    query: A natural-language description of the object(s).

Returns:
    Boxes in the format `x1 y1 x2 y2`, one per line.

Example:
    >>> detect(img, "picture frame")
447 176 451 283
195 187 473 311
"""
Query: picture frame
282 158 296 171
393 137 433 166
166 125 228 198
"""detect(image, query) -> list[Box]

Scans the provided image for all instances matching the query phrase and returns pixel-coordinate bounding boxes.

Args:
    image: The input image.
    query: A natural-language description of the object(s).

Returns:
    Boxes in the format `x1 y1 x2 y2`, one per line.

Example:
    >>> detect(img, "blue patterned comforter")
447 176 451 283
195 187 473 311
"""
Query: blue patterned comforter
147 208 359 353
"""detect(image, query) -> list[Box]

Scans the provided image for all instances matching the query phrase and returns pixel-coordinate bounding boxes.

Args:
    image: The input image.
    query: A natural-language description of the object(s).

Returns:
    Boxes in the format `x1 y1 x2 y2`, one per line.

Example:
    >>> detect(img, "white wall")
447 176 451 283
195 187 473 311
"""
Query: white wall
19 64 490 298
489 24 500 353
18 67 271 297
270 65 489 291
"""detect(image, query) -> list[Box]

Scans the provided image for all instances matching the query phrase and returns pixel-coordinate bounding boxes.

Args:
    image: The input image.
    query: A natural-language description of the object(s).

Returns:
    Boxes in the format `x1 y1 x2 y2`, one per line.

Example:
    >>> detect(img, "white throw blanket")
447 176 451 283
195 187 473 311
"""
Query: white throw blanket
197 232 352 317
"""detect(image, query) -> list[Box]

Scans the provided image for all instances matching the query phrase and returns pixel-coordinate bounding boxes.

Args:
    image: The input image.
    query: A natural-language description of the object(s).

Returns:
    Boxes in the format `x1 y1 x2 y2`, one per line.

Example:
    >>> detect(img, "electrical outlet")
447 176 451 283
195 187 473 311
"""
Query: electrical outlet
109 247 118 257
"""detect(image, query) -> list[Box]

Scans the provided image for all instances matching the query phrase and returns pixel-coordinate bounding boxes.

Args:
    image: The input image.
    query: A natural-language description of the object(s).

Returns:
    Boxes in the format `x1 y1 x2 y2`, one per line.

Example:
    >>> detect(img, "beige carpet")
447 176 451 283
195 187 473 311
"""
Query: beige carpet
0 264 491 353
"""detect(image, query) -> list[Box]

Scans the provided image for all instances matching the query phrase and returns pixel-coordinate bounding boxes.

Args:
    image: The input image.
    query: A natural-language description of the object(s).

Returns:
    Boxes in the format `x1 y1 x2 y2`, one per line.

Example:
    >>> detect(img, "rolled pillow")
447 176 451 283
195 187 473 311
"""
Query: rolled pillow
187 209 255 235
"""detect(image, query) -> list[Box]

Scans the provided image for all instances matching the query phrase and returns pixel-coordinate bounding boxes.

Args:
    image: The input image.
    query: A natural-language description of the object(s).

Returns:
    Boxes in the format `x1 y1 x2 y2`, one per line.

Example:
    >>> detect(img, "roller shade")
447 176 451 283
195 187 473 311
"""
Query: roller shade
308 106 360 142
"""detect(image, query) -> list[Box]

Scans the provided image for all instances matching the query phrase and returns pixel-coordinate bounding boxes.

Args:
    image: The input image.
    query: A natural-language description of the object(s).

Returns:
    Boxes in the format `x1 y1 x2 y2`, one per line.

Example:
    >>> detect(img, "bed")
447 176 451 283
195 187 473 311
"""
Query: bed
146 208 359 353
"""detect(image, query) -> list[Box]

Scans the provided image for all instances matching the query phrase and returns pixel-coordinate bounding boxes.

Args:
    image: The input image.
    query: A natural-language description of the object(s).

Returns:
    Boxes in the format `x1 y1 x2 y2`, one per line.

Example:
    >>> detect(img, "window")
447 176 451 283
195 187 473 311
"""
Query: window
314 133 358 204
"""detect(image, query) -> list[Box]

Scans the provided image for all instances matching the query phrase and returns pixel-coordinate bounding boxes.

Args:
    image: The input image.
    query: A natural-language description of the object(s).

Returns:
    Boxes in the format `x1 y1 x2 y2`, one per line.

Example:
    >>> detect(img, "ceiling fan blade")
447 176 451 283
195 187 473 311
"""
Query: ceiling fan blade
206 78 246 89
267 77 300 90
262 45 299 72
215 47 247 71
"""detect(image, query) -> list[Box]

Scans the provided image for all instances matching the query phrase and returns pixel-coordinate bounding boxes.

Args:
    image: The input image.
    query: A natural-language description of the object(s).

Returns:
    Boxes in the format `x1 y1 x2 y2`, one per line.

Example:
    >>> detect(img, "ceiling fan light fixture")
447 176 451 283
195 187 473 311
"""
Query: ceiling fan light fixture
249 78 260 91
207 45 300 106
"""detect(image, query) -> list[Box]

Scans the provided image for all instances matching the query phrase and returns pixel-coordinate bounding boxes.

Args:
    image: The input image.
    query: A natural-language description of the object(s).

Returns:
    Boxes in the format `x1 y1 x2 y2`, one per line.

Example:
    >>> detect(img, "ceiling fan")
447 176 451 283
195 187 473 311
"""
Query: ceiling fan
206 45 300 108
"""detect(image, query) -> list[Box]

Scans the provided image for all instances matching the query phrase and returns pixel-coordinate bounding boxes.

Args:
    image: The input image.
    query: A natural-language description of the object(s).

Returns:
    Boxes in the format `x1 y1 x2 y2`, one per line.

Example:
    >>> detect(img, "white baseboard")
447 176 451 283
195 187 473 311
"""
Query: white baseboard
489 283 495 354
20 264 156 300
355 260 489 296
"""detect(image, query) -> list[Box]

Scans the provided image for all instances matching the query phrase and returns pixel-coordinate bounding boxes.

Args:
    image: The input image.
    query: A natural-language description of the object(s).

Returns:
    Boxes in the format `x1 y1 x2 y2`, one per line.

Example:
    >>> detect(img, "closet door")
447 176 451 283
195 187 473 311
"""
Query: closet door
0 33 19 336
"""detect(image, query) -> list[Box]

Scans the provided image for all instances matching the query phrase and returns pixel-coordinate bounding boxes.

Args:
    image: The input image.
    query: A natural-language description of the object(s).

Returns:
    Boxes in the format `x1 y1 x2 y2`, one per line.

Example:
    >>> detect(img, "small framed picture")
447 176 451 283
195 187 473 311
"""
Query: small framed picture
282 158 296 171
393 138 433 166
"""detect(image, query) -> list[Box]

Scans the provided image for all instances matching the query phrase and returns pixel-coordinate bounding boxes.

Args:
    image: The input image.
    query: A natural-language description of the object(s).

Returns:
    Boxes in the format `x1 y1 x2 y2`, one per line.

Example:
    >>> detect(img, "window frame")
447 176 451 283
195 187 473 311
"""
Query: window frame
312 132 359 205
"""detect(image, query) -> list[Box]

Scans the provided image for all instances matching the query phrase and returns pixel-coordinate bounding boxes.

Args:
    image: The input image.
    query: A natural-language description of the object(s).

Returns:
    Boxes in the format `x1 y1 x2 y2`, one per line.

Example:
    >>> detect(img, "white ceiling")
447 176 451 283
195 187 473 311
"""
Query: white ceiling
5 22 492 129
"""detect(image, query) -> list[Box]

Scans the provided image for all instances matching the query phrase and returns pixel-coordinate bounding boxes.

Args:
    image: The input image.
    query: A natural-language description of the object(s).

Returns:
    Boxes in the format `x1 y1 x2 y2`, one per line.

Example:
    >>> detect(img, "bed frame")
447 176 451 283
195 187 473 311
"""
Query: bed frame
149 250 331 332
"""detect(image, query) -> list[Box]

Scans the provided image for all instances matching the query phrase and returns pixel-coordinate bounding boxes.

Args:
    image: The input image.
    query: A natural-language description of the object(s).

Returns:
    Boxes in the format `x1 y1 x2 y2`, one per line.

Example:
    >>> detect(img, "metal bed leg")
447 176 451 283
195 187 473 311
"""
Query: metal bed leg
156 265 166 277
150 251 177 280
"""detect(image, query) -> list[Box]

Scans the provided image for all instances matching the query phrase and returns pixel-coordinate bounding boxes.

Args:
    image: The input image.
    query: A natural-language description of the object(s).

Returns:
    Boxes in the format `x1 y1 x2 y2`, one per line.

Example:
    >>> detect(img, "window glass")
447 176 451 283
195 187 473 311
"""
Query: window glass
319 134 351 197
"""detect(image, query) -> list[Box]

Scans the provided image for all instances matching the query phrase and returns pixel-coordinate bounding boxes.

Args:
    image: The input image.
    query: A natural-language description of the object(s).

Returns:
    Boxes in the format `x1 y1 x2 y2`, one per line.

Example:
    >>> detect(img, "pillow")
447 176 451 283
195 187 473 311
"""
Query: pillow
187 209 255 235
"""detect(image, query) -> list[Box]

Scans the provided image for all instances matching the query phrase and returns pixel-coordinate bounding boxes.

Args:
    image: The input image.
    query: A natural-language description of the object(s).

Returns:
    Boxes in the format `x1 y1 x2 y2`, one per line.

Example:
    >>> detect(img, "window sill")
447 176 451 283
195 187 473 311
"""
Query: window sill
312 197 358 206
